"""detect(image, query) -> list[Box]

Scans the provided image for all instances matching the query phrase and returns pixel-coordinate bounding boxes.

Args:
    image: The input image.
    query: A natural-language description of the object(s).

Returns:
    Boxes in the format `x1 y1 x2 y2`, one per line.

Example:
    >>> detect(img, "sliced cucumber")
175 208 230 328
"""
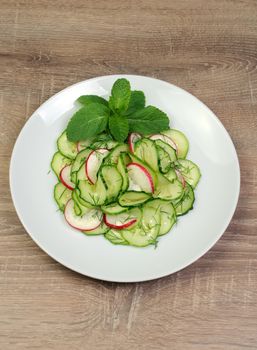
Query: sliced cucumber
82 222 109 235
176 159 201 188
105 144 129 164
51 152 72 179
105 229 128 245
71 148 91 177
175 184 195 216
134 138 159 172
162 129 189 159
155 139 177 163
156 145 170 173
76 162 87 183
121 152 131 166
117 155 129 192
164 168 177 182
102 203 128 214
154 173 183 201
101 165 123 203
122 205 160 247
72 190 92 216
54 182 72 212
145 199 176 236
118 191 151 207
74 189 94 208
57 131 77 159
78 176 107 206
92 140 118 150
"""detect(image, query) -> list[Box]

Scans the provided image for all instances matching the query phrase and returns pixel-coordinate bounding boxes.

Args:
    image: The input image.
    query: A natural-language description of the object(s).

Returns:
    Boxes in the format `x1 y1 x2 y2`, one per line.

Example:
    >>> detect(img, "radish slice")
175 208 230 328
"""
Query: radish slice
104 212 137 229
86 148 109 184
149 134 177 152
128 133 141 153
175 169 186 188
64 199 102 231
60 165 75 190
127 163 154 193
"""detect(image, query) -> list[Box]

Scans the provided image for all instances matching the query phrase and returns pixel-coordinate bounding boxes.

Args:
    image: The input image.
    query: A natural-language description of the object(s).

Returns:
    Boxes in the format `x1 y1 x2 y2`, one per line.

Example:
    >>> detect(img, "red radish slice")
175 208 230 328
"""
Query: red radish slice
64 199 102 231
104 213 137 229
175 169 186 188
149 134 177 152
128 133 141 153
60 165 75 190
85 148 109 184
127 163 154 193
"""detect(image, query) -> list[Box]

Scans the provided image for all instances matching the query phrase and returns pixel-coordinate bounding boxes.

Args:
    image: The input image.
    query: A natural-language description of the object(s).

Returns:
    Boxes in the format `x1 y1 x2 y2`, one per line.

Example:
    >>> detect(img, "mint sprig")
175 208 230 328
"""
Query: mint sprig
66 78 170 142
66 103 109 142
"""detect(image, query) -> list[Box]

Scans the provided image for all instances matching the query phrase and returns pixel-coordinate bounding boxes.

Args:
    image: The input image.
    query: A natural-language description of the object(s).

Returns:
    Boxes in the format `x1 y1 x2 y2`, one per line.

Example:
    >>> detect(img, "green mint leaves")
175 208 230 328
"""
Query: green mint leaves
109 114 129 142
127 106 169 134
66 103 109 142
66 78 170 142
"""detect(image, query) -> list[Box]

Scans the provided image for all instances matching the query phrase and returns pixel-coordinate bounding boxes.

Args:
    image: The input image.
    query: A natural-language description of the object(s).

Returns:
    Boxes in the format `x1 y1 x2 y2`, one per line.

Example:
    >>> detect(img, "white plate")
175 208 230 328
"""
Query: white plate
10 75 240 282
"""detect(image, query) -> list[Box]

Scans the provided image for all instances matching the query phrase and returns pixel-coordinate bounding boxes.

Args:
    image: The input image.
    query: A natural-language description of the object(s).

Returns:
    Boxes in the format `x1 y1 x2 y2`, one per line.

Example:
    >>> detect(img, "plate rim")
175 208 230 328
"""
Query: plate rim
9 74 241 282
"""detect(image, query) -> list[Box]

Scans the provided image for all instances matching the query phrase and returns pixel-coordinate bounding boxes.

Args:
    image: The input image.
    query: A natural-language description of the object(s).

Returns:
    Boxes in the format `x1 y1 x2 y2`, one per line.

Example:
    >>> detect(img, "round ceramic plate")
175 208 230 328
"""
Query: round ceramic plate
10 75 240 282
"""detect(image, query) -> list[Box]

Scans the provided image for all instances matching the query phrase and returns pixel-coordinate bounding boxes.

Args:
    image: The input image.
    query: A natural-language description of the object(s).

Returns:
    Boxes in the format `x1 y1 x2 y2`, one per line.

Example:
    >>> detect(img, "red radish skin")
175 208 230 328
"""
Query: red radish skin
85 148 109 184
64 200 102 231
60 165 75 190
128 133 141 153
175 169 186 188
103 214 137 230
127 162 154 193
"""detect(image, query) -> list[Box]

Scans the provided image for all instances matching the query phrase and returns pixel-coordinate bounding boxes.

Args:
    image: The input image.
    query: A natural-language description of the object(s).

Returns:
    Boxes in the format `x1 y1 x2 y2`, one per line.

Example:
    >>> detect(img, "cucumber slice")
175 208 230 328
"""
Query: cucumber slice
117 155 129 192
105 229 128 245
92 140 118 150
72 190 92 216
121 152 131 166
104 208 141 230
82 222 109 235
176 159 201 188
101 165 123 203
78 176 107 206
74 189 94 208
118 191 151 207
145 199 176 236
54 183 72 212
162 129 189 159
71 148 91 176
102 203 128 214
164 168 177 182
57 131 78 159
51 152 72 179
76 162 87 183
155 139 177 163
122 205 160 247
156 145 170 173
175 184 195 216
154 173 183 201
134 138 159 172
105 144 129 164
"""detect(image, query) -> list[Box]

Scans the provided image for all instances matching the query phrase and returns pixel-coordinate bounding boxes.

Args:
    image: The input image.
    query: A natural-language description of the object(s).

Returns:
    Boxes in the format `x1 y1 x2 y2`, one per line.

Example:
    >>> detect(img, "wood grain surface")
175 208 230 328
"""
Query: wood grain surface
1 1 257 349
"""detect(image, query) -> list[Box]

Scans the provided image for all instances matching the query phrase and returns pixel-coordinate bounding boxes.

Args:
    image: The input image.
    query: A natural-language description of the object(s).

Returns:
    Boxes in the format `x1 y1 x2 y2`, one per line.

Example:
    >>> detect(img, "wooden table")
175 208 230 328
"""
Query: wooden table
1 1 257 349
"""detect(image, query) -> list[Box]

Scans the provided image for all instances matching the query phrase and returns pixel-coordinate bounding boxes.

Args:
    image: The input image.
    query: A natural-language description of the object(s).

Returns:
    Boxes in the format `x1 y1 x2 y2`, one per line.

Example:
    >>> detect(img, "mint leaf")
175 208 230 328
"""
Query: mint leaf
77 95 108 107
127 106 169 134
124 90 145 116
109 78 131 113
66 103 109 142
109 114 129 142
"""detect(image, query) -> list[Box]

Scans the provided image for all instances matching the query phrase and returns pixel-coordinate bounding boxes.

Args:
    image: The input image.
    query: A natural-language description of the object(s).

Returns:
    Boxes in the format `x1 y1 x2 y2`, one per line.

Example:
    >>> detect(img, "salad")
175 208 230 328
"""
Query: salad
51 78 201 247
